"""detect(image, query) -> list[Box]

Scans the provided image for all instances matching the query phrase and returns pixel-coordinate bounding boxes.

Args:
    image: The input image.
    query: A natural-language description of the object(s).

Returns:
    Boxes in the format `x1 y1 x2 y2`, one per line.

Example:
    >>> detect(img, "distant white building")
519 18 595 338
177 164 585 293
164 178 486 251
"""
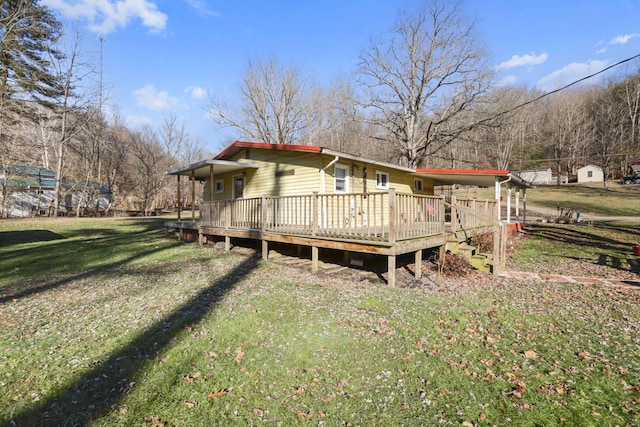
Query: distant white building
577 164 604 183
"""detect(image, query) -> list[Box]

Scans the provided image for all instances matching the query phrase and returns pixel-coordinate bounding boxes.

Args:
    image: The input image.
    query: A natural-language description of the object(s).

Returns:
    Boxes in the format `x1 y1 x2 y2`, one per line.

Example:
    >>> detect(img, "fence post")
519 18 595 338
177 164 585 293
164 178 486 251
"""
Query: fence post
450 195 457 233
312 192 318 236
261 195 267 232
388 188 396 244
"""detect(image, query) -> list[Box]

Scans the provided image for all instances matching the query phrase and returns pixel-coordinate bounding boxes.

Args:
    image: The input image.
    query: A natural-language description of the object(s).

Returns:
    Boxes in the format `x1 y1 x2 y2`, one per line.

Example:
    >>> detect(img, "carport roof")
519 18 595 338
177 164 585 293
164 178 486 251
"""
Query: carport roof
165 159 259 180
415 169 533 189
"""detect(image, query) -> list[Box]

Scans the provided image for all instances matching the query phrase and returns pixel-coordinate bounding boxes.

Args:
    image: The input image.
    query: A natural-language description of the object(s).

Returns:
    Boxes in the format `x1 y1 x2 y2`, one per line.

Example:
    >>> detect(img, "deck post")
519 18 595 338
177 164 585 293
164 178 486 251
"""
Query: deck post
388 188 397 244
415 249 422 279
311 246 319 272
312 192 318 236
262 240 268 260
177 175 181 221
450 195 457 233
388 255 396 287
225 236 231 252
261 195 267 231
492 226 499 275
191 170 196 221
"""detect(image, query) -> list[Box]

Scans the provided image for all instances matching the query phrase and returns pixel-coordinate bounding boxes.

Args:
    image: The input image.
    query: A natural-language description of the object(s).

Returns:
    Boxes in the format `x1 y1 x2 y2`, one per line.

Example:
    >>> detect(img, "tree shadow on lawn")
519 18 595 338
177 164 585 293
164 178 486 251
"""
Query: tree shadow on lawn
526 223 640 274
0 230 65 247
5 252 261 426
0 221 177 299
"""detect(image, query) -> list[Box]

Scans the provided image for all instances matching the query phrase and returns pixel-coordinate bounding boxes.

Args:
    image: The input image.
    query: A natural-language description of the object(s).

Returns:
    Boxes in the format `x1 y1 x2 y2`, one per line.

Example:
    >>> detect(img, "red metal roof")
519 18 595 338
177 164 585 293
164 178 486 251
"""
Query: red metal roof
214 141 322 160
416 168 509 176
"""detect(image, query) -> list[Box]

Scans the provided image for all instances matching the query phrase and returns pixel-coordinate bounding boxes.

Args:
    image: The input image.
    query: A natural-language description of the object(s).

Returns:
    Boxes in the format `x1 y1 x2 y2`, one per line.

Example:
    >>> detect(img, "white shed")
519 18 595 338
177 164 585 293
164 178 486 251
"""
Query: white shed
577 164 603 183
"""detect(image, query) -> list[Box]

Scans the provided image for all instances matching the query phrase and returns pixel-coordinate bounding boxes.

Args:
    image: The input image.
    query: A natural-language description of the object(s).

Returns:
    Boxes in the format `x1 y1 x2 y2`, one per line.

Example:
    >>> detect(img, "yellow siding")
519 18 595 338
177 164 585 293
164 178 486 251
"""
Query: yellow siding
203 148 436 202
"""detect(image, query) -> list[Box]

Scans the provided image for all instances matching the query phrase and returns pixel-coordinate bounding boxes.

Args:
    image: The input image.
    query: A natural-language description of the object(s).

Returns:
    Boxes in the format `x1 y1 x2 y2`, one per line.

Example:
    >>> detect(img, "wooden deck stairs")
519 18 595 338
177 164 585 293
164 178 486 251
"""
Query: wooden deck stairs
445 236 493 273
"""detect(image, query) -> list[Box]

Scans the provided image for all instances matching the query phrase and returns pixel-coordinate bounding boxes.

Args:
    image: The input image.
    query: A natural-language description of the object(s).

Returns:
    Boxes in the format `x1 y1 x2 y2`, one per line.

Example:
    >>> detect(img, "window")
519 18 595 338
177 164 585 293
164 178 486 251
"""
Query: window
334 164 349 193
587 170 593 178
414 178 423 192
215 179 224 193
376 171 389 189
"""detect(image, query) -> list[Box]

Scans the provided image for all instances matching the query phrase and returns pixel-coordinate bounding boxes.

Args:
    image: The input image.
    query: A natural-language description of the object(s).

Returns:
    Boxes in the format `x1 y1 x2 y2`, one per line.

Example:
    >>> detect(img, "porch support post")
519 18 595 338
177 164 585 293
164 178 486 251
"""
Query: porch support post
209 165 214 201
506 184 511 223
190 170 196 221
515 189 520 221
262 240 268 260
225 236 231 251
523 188 527 223
311 246 319 272
414 249 422 279
495 177 501 221
388 255 396 287
177 174 181 221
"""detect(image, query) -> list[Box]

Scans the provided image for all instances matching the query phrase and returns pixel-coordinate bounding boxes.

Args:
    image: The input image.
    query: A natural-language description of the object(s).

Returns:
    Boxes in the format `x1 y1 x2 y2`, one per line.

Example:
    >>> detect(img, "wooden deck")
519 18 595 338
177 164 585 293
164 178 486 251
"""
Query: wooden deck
166 190 504 286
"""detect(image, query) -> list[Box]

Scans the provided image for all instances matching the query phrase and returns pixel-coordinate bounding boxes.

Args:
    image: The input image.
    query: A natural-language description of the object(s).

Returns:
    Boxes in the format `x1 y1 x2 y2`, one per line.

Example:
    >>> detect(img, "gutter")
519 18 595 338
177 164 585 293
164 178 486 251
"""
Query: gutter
320 155 340 195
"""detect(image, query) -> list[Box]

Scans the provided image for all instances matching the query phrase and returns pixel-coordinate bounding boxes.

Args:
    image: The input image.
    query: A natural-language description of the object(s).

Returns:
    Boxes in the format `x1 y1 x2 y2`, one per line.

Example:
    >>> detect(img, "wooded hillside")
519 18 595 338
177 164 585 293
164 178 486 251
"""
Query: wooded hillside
1 1 639 217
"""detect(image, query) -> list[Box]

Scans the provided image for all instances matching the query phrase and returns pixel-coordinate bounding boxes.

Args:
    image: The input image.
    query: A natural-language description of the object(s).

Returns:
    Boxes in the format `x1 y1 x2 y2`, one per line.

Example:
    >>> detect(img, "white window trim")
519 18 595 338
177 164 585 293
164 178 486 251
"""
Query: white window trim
376 170 390 190
215 179 224 193
414 178 423 192
334 164 349 193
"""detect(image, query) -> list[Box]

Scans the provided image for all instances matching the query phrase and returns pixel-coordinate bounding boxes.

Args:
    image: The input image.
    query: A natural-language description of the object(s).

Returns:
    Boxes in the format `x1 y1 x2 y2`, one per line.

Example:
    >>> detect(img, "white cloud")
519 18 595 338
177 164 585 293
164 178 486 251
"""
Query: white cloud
182 0 219 17
610 33 638 45
495 53 548 71
537 59 608 92
186 86 207 99
126 114 153 128
42 0 167 34
133 84 178 110
495 75 518 87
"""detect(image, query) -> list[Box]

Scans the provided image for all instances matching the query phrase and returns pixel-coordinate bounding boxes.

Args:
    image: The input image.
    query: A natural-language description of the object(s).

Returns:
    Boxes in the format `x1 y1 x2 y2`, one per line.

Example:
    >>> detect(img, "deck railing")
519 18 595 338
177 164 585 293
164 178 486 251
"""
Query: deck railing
448 196 498 234
200 190 494 243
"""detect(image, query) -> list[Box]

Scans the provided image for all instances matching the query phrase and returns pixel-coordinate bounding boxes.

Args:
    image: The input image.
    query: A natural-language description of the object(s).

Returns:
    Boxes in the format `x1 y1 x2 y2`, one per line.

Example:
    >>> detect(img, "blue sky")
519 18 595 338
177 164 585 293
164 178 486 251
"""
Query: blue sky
42 0 640 154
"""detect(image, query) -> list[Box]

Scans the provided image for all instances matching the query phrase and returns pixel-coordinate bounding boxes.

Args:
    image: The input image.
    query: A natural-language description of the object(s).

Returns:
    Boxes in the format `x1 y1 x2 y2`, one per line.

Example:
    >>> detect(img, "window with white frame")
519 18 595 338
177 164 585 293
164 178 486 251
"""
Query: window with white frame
215 179 224 193
334 164 349 193
414 178 423 192
376 171 389 189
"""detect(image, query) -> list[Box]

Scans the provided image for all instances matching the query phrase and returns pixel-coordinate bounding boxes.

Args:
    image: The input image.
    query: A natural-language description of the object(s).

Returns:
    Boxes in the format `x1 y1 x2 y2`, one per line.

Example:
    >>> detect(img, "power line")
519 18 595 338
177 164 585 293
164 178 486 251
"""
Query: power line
476 52 640 125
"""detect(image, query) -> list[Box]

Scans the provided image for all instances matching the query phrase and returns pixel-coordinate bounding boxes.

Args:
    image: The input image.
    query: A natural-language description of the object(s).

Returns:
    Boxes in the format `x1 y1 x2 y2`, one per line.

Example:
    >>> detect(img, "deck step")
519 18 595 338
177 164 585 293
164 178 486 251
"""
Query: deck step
445 236 494 273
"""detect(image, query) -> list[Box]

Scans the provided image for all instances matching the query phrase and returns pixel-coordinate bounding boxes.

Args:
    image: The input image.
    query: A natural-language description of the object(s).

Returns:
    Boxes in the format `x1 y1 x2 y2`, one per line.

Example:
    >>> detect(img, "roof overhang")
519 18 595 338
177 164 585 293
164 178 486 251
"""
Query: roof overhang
165 159 259 180
415 169 533 189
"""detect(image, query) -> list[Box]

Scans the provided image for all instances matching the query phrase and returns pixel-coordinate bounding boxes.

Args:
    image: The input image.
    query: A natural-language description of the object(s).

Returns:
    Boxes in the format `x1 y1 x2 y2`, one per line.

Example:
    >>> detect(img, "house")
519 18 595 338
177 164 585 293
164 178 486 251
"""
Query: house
0 165 111 217
166 141 531 286
577 164 604 183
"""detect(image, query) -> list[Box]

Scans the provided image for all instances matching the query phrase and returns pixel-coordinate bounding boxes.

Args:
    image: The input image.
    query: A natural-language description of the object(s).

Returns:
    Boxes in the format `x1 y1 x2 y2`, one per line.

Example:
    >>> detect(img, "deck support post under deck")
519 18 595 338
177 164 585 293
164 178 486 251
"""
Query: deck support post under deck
225 236 231 251
262 240 268 260
388 255 396 287
415 249 422 279
311 246 319 272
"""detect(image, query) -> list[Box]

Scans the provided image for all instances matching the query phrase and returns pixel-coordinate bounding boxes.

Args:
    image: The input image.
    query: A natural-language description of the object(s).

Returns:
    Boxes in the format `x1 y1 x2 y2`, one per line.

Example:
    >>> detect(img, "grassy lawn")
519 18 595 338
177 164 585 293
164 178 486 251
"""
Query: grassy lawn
452 182 640 217
1 216 639 426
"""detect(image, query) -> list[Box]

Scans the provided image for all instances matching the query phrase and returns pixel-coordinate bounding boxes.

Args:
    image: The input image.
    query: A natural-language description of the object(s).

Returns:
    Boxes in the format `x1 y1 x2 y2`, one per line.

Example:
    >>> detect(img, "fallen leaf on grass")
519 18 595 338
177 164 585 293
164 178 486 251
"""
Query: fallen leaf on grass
523 350 537 360
207 389 228 399
180 400 197 408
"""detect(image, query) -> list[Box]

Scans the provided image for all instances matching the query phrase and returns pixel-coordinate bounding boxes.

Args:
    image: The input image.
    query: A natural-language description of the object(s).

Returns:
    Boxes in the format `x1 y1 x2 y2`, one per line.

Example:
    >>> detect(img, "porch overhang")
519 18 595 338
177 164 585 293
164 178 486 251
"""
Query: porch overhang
166 159 259 180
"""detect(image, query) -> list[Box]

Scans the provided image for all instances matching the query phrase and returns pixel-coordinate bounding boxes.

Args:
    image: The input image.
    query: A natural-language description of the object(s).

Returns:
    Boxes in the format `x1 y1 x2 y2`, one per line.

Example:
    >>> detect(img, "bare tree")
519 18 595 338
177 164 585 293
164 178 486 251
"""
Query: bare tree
585 85 626 189
210 57 312 145
46 27 98 216
357 0 492 168
541 90 588 184
130 126 168 215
